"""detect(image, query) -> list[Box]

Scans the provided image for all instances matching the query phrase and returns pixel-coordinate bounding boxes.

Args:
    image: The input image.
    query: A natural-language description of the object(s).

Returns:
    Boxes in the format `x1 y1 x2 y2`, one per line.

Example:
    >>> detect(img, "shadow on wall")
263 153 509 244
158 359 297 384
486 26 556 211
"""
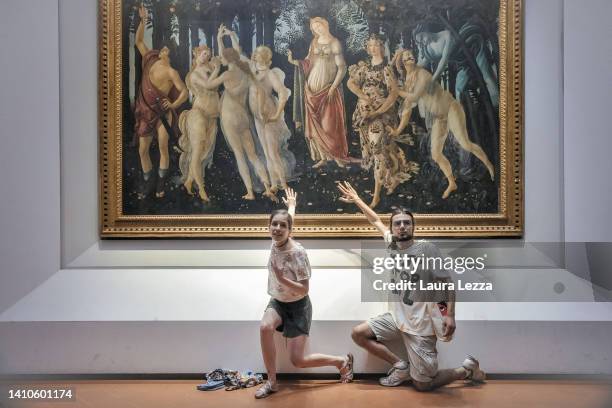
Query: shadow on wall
586 243 612 300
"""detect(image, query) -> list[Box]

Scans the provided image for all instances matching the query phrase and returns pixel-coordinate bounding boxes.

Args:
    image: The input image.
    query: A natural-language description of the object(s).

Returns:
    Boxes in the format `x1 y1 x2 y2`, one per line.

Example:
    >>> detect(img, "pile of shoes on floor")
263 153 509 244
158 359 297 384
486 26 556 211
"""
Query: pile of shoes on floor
197 369 263 391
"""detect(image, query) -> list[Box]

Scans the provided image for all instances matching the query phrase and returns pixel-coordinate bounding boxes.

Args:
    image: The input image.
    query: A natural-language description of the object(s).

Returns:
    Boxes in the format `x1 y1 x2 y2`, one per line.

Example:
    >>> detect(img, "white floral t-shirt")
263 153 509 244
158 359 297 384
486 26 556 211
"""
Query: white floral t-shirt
267 240 312 302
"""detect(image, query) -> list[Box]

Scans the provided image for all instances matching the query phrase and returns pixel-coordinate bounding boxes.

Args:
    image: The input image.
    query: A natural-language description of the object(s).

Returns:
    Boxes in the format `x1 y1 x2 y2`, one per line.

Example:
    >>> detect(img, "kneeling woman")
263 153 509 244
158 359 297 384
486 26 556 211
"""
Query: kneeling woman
256 188 354 398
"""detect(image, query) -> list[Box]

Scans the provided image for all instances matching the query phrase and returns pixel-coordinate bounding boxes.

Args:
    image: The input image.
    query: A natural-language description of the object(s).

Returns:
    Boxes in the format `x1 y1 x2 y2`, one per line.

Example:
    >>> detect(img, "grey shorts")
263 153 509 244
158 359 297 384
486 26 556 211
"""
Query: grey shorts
266 296 312 338
367 312 438 383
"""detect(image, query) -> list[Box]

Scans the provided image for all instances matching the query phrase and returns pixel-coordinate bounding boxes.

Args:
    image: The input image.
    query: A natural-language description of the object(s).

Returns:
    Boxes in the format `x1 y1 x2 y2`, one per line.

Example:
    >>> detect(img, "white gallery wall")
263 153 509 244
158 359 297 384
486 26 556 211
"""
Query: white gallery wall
0 0 611 374
563 0 612 241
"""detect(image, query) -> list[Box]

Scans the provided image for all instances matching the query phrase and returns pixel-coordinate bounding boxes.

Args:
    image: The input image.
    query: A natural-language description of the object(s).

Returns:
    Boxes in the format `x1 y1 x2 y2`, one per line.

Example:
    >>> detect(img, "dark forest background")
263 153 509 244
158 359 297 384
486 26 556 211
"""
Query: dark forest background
121 0 500 216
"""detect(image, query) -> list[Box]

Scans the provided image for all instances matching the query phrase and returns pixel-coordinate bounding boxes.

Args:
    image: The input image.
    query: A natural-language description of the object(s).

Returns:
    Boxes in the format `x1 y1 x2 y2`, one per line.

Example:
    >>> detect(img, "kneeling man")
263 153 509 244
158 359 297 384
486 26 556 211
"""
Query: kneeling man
338 181 486 391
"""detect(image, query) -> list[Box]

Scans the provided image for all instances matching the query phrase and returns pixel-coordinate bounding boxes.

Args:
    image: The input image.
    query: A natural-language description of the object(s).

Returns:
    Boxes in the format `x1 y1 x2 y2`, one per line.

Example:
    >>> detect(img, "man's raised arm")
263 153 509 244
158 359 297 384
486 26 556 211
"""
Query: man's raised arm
136 5 149 56
337 181 388 236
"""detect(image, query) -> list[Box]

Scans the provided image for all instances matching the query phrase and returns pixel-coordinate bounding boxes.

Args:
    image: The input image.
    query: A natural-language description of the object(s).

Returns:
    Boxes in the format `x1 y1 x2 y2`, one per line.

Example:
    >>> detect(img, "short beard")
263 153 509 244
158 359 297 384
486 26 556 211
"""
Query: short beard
394 234 412 242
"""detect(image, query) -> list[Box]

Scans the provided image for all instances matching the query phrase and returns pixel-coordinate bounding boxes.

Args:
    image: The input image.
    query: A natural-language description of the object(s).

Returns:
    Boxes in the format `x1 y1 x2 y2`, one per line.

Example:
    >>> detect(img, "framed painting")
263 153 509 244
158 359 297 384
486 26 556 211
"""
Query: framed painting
99 0 523 237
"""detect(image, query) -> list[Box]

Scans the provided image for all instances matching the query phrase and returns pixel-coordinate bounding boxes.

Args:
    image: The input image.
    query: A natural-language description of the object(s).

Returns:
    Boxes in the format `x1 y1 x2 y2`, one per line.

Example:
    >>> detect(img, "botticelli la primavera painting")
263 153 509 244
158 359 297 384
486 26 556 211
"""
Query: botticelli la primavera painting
99 0 523 237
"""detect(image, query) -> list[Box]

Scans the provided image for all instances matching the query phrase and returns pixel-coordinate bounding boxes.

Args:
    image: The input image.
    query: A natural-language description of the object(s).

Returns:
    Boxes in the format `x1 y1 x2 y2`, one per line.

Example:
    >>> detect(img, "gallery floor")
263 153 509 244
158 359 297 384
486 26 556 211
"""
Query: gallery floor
3 378 611 408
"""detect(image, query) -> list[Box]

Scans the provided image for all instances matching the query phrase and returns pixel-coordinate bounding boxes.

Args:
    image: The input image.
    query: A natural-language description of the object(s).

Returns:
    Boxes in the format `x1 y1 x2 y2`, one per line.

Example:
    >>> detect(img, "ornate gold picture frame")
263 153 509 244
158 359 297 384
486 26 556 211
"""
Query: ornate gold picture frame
99 0 523 238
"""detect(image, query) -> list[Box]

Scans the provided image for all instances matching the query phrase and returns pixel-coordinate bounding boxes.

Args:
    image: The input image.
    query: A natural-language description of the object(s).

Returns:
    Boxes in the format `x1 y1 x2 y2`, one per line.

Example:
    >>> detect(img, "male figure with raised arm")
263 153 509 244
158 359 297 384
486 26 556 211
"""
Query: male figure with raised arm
337 181 486 391
133 4 188 199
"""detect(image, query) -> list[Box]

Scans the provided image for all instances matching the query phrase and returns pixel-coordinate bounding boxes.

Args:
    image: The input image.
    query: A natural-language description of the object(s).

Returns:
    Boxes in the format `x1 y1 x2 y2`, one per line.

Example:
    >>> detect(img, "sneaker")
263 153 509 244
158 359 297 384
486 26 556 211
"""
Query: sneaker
379 360 410 386
254 381 278 399
196 379 225 391
196 368 227 391
462 355 486 383
339 353 354 383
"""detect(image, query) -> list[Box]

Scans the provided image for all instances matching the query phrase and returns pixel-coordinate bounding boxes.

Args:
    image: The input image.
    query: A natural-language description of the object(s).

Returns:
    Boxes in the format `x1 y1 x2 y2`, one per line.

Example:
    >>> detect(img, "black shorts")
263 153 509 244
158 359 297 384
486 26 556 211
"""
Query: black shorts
266 296 312 338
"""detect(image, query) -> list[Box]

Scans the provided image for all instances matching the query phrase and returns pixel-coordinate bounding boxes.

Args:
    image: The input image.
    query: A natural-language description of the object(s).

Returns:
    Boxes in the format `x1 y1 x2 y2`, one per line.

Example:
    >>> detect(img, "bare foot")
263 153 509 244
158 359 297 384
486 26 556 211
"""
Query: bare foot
183 180 194 196
442 182 458 199
335 159 346 168
281 183 289 191
242 192 256 200
263 190 279 203
198 188 210 202
312 160 326 169
269 185 279 195
155 191 165 198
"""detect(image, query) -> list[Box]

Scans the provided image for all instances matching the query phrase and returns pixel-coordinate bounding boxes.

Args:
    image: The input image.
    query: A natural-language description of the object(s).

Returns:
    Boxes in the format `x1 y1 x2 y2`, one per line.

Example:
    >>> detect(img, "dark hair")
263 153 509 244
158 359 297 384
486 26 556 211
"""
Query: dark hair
366 33 386 47
160 40 178 62
269 209 293 231
389 207 415 230
387 207 414 250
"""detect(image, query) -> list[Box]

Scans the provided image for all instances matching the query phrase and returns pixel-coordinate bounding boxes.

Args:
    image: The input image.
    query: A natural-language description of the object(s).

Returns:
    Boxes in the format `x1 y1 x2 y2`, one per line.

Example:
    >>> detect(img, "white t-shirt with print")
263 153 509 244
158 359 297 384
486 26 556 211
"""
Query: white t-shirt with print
383 231 450 336
267 240 312 302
